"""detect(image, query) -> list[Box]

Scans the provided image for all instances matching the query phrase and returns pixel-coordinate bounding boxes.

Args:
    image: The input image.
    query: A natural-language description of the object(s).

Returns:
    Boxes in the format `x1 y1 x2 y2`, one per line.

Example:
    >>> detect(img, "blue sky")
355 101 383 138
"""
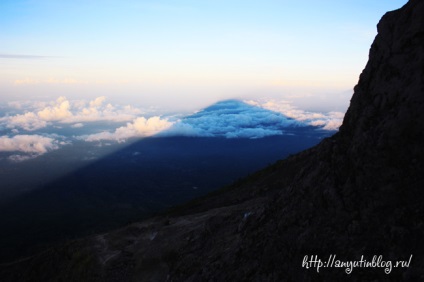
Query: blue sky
0 0 407 112
0 0 409 164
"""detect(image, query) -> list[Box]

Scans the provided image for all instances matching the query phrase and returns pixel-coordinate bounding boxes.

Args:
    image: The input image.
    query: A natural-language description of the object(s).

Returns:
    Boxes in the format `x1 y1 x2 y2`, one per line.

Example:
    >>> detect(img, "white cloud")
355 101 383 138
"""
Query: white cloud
37 96 72 121
89 96 106 108
64 98 138 124
322 118 343 131
83 116 173 142
7 101 25 109
4 112 47 131
245 99 344 130
8 154 37 162
71 123 84 128
0 134 61 161
1 97 343 144
1 96 142 131
7 100 49 111
309 120 326 127
158 99 343 139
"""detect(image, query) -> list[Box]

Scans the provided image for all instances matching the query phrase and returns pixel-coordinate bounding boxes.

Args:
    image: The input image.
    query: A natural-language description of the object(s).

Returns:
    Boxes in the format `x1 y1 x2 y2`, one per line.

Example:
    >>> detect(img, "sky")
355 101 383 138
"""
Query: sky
0 0 407 112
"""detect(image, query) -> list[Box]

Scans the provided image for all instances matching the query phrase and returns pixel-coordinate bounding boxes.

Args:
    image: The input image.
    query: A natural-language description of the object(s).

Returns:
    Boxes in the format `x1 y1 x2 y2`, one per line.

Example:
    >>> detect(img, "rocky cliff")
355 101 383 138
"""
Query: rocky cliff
1 0 423 281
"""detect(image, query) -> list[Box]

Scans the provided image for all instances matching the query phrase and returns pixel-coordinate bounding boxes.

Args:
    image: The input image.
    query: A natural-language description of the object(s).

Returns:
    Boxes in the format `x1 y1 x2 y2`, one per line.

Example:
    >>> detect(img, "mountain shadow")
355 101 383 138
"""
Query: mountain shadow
0 100 331 263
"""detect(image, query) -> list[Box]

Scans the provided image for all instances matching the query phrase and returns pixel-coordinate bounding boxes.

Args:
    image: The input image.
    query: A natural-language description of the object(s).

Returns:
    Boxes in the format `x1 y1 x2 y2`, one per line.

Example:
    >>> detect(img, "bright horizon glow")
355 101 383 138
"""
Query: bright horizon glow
0 0 408 112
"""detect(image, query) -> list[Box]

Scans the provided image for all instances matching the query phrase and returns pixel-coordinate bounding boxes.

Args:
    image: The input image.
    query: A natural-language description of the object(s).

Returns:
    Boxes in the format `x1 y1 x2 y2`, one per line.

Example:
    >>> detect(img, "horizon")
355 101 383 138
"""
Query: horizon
0 0 408 169
1 0 407 112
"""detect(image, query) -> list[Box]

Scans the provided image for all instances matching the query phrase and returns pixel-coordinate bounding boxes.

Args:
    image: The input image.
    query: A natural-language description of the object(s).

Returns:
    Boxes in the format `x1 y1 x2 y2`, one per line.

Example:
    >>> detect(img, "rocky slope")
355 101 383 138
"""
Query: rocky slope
1 0 424 281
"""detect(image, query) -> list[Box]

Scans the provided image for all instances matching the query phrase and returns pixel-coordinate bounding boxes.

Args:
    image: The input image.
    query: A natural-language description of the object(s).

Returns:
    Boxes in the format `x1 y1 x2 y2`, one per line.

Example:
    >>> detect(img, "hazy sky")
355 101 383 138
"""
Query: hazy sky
0 0 407 112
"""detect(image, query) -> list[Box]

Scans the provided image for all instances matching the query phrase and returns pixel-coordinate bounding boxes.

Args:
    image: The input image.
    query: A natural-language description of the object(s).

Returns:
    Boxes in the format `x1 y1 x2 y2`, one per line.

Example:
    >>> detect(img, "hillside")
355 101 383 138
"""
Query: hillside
1 0 423 281
0 100 329 264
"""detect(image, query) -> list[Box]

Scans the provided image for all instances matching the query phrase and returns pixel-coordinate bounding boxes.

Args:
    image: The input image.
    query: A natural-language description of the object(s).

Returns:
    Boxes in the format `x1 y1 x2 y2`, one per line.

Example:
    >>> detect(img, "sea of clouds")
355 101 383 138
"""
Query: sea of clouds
0 96 344 161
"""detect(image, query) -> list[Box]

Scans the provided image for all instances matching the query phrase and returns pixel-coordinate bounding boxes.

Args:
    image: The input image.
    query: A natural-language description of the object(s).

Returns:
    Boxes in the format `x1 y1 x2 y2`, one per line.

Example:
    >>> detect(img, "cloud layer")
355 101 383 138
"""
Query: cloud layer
162 100 301 139
81 99 342 142
245 99 344 130
1 97 345 160
83 116 173 142
1 96 141 131
81 100 303 142
0 134 60 162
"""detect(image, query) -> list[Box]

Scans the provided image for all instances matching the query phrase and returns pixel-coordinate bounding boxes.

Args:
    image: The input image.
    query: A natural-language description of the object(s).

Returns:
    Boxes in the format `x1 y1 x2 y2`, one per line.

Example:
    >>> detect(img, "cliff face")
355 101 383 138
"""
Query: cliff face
340 0 424 184
1 0 424 281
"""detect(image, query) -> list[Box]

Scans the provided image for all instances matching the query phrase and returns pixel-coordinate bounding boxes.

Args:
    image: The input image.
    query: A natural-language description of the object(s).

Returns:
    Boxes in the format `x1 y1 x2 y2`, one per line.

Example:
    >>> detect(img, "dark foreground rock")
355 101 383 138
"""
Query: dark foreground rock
1 0 423 281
